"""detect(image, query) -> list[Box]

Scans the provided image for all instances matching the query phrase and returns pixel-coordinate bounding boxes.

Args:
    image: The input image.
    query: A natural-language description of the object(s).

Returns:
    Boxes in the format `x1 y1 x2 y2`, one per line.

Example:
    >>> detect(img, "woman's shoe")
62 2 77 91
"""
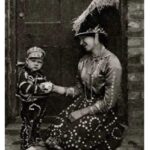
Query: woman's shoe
26 146 48 150
46 137 63 150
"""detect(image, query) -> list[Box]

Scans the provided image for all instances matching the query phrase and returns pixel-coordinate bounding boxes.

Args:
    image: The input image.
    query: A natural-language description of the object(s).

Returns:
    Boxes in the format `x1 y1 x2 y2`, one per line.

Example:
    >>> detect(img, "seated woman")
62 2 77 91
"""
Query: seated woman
27 0 127 150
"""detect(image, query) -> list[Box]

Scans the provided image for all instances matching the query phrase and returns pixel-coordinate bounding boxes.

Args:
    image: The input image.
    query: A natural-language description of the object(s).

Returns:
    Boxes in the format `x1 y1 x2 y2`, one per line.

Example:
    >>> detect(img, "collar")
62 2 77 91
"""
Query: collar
91 47 111 61
24 66 42 76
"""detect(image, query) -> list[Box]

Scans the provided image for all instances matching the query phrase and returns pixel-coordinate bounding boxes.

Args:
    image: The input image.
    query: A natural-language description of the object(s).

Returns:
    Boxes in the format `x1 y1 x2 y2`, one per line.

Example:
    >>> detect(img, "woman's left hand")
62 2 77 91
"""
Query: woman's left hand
69 107 90 122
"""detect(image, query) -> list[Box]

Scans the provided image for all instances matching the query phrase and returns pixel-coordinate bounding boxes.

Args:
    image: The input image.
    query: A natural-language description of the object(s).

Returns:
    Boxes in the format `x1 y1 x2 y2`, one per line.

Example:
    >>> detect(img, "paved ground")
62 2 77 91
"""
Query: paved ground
5 124 144 150
5 134 144 150
5 123 48 150
5 134 20 150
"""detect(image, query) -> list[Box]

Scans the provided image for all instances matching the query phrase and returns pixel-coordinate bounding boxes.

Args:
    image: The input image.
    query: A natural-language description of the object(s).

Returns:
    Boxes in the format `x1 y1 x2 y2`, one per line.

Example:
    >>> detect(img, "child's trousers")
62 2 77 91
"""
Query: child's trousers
20 100 47 150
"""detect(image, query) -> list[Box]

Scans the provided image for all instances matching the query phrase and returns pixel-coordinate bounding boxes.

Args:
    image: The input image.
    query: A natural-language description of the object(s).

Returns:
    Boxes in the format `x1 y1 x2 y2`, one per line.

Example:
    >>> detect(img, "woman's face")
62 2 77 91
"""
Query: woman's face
79 36 95 52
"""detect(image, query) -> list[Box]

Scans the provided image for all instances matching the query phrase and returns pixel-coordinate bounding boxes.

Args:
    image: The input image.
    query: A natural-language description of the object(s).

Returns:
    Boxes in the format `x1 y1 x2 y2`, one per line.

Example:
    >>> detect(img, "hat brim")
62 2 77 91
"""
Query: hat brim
75 31 107 37
28 57 44 60
28 52 44 59
75 32 95 37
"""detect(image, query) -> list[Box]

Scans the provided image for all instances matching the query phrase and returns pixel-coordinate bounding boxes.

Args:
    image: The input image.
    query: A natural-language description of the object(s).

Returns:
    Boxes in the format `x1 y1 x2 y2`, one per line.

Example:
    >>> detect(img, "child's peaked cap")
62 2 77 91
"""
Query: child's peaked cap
27 46 46 59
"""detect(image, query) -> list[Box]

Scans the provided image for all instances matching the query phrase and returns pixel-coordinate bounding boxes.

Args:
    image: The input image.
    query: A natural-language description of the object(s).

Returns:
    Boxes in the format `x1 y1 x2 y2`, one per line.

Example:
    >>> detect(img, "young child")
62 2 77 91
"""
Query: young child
17 46 53 150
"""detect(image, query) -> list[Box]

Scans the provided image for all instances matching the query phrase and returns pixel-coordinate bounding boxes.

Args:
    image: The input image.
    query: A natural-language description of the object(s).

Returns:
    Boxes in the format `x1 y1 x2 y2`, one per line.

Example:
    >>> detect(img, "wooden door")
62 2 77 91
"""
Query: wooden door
16 0 93 116
6 0 127 122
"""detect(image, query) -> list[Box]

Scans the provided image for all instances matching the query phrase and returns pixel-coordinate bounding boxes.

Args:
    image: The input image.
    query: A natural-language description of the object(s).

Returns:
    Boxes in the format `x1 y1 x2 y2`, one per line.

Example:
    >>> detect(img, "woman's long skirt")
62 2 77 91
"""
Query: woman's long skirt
45 95 125 150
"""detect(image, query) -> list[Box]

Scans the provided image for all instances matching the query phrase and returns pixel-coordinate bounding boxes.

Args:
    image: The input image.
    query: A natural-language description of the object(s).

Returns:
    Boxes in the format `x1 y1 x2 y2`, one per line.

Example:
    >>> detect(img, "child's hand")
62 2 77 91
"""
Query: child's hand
39 82 53 93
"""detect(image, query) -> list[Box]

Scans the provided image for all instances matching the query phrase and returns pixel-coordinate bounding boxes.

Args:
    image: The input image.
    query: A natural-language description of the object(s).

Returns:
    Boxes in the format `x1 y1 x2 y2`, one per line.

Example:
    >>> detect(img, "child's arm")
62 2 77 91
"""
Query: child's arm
18 70 47 95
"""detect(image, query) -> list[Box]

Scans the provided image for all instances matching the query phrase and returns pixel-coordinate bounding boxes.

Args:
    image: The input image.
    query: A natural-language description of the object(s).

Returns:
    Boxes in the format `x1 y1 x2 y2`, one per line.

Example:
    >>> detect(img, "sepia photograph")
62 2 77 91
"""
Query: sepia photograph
5 0 144 150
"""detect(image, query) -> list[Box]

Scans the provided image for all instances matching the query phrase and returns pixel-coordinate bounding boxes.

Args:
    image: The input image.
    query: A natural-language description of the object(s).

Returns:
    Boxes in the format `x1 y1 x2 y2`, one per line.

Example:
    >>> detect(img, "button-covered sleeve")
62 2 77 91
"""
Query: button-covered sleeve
73 74 83 96
92 56 122 113
65 58 84 97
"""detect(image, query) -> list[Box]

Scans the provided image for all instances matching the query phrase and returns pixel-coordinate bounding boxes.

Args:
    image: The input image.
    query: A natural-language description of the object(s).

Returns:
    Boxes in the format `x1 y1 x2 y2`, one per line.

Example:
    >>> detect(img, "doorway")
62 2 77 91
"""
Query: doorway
5 0 127 124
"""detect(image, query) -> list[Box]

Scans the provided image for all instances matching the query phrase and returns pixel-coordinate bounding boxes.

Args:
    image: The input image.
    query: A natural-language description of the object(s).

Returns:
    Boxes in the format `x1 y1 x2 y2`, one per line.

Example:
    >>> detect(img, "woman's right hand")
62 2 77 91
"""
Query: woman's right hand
65 87 75 97
52 85 75 97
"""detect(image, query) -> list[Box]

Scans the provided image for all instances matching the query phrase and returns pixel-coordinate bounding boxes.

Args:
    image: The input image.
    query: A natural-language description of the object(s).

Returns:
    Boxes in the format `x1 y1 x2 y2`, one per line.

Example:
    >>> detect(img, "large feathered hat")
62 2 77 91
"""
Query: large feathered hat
73 0 121 37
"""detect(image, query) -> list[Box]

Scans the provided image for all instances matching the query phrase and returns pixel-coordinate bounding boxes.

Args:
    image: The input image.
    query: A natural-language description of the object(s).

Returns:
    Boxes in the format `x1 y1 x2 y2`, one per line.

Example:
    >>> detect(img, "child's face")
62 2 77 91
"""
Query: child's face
26 58 43 71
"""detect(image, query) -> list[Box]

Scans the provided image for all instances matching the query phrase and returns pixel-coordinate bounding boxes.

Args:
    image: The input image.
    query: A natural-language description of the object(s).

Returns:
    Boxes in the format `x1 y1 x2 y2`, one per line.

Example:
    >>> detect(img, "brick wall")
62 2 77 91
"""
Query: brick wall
119 0 144 149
